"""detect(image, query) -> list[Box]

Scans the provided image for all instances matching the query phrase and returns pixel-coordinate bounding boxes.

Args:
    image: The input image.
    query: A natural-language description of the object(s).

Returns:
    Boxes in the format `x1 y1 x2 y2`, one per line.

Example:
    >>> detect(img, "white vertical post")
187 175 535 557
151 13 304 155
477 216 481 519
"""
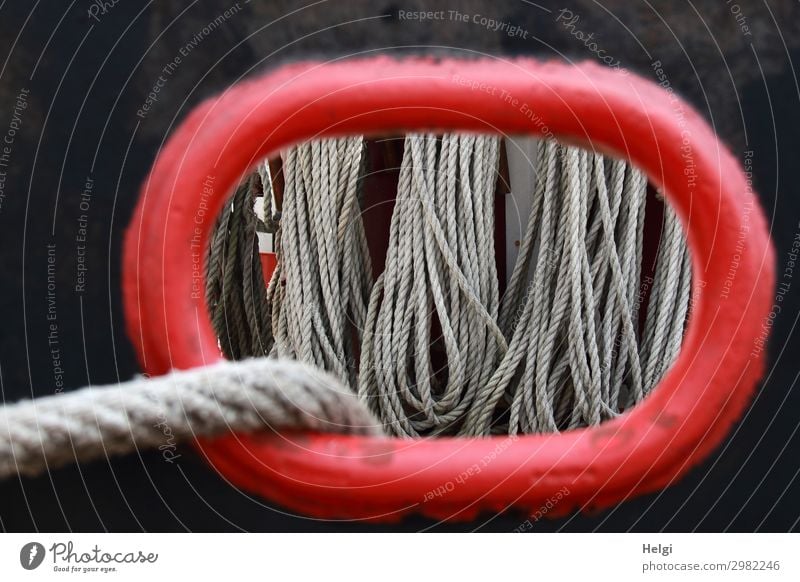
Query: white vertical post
504 136 540 285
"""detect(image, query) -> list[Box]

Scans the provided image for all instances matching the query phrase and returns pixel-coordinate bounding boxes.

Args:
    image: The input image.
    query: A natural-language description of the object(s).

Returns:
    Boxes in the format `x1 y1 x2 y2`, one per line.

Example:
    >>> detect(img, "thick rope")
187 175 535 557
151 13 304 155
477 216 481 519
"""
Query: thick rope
0 358 380 479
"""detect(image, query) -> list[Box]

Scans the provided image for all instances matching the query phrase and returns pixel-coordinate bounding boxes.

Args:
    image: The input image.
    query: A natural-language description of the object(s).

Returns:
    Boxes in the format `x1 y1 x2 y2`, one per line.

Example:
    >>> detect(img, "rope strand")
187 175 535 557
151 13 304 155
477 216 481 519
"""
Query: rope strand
0 358 380 479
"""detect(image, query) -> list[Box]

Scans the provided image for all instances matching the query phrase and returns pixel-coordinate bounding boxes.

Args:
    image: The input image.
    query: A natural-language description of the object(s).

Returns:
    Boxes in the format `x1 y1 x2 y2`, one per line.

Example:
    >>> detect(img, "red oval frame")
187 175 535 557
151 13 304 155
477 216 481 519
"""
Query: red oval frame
123 57 774 522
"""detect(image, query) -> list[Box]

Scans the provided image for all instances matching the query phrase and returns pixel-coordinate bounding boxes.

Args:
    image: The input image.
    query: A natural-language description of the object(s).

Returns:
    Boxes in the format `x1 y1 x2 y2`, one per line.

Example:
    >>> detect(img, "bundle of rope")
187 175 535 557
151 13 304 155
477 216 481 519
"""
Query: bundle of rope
205 172 274 360
209 133 692 438
269 138 372 388
0 132 691 479
360 135 507 436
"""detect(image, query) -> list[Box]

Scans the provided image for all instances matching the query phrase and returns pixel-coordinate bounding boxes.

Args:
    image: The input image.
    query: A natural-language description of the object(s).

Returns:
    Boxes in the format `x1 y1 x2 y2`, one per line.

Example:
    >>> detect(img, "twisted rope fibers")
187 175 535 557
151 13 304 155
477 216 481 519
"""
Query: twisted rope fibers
225 134 691 437
0 133 691 478
0 358 379 479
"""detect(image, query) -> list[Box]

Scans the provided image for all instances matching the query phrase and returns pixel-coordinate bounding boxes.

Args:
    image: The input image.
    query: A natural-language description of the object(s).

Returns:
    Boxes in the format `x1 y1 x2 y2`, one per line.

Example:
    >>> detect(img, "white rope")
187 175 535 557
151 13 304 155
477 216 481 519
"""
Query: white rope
268 138 371 389
640 198 693 390
465 143 650 435
264 135 690 437
0 358 380 479
359 134 507 436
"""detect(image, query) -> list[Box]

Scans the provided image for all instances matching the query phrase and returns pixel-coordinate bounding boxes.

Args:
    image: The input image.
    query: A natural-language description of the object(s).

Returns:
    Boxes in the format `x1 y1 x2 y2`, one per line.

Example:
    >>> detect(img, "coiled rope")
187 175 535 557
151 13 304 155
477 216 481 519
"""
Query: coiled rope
210 134 692 438
268 138 373 388
360 135 507 436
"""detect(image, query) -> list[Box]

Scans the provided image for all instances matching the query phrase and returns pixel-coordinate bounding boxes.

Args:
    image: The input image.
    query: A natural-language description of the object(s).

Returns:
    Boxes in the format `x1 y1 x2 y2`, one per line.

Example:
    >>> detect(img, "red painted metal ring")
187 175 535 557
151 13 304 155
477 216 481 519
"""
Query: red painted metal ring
123 57 774 522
